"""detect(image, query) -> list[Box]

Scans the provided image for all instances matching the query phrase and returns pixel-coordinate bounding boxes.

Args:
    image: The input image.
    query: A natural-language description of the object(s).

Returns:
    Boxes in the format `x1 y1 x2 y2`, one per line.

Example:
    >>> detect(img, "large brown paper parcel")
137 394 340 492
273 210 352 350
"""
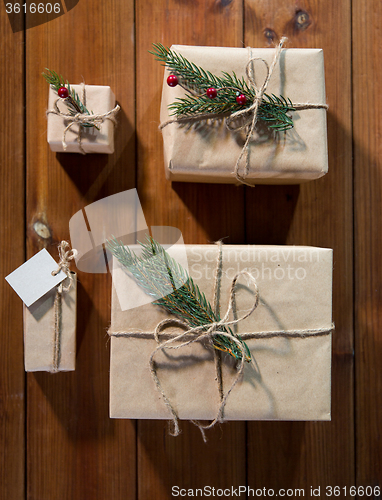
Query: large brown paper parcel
160 45 328 185
110 245 333 421
47 85 116 153
23 274 77 372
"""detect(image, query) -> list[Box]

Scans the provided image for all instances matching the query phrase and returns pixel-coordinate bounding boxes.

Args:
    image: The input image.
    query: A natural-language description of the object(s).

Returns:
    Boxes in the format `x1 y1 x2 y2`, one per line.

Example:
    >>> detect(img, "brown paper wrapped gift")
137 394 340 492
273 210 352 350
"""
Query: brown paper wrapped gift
109 245 333 423
23 274 77 372
160 45 328 185
47 85 117 154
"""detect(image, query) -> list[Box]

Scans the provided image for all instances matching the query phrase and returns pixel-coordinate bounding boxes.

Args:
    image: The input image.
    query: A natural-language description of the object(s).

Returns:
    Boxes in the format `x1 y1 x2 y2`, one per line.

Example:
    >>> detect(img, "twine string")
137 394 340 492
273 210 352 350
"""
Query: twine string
212 241 224 402
110 326 334 341
148 266 259 441
52 287 62 374
47 83 120 154
159 38 328 186
51 241 77 372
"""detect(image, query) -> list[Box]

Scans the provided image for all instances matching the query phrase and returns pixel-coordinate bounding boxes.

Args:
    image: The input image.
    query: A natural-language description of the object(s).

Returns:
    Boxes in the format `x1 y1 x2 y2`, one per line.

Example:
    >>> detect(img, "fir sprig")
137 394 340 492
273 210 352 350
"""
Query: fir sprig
42 69 96 128
107 236 251 362
150 43 295 132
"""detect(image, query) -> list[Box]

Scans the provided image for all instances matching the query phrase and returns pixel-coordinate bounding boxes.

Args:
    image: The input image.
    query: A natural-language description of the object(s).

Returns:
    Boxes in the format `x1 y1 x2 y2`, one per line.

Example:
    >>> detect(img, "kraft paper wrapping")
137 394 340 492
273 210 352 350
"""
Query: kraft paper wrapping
160 45 328 185
23 274 77 372
47 85 116 154
110 245 333 421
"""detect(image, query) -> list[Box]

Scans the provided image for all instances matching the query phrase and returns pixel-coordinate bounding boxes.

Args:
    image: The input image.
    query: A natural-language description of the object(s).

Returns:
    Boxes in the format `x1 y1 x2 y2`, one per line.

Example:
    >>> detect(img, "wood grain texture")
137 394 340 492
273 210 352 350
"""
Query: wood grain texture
4 0 382 497
25 1 137 498
353 0 382 486
244 0 354 490
0 8 25 500
135 1 247 497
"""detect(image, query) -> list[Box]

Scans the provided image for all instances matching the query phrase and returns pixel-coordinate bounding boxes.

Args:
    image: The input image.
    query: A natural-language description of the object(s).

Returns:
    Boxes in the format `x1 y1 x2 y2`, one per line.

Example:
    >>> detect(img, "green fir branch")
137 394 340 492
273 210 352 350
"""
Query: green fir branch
150 43 295 131
107 236 251 363
42 69 97 129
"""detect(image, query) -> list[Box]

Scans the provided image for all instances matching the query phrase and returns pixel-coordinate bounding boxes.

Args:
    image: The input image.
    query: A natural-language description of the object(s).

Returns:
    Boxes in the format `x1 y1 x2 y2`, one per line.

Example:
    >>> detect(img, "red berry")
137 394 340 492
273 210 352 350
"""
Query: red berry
58 86 69 98
206 87 217 99
167 74 178 87
236 94 247 105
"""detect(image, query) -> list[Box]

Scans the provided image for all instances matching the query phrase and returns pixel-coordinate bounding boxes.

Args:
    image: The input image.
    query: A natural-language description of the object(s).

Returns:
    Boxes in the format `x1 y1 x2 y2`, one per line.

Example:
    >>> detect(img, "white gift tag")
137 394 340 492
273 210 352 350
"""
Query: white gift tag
5 249 67 307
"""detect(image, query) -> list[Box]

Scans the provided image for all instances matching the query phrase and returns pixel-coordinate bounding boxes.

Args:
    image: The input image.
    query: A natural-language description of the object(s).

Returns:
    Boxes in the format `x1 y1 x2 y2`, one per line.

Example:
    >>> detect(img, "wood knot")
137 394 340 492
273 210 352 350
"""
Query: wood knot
294 10 311 31
33 221 51 239
264 28 277 43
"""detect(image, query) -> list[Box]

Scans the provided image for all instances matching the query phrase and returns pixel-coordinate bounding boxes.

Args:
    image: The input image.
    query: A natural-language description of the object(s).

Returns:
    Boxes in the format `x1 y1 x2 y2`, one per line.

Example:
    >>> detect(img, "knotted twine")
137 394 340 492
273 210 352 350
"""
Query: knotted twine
50 241 78 373
160 38 329 186
47 83 120 154
108 241 334 441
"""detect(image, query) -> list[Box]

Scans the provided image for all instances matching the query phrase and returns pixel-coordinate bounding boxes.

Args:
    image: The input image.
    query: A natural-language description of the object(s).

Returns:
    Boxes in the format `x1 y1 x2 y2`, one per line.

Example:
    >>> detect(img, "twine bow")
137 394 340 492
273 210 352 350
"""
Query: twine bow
160 38 328 186
47 83 120 154
51 241 77 372
226 37 287 185
51 240 78 292
149 266 259 441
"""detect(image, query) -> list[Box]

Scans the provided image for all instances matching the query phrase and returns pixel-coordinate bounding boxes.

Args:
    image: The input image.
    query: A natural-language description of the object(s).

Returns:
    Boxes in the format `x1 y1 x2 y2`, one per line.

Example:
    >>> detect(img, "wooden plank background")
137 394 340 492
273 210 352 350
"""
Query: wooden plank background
353 0 382 488
1 0 380 498
0 4 25 499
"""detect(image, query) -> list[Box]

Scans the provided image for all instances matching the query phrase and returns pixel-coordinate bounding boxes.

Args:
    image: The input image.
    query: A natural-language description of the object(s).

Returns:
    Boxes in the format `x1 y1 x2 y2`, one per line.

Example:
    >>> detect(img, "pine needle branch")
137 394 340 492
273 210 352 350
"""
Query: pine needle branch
107 236 251 362
42 69 97 129
150 43 295 132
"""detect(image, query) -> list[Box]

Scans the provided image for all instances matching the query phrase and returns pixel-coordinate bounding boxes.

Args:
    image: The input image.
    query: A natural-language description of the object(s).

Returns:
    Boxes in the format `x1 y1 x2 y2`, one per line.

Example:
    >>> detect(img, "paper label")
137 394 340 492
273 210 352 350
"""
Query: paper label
5 249 67 307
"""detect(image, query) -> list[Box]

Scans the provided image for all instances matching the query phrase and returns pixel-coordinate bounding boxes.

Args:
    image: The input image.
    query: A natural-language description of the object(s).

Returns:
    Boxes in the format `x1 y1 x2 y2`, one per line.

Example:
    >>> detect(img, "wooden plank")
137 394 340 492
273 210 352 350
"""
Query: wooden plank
0 8 25 500
245 0 354 490
135 1 248 497
353 0 382 487
25 1 137 498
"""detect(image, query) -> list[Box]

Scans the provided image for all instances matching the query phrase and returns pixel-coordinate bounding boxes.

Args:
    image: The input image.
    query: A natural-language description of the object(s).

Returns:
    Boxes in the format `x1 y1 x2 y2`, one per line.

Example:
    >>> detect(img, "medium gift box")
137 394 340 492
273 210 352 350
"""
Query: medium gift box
47 84 117 154
109 244 333 424
23 274 77 372
160 44 328 185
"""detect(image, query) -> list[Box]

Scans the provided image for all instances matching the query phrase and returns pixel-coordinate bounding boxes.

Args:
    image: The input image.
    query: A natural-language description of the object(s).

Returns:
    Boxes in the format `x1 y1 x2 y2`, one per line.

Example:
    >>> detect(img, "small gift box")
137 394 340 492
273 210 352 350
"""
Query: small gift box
23 274 77 372
47 84 118 154
109 244 333 428
160 44 328 185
